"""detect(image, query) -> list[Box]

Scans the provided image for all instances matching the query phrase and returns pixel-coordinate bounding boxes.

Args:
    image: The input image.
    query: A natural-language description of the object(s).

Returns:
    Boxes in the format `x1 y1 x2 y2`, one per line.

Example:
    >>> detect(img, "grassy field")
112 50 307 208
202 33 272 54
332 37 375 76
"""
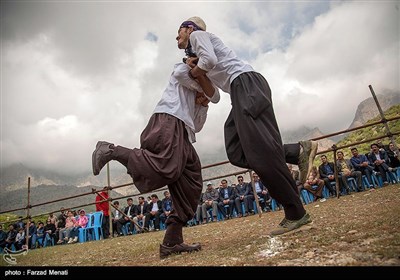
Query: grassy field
1 183 400 267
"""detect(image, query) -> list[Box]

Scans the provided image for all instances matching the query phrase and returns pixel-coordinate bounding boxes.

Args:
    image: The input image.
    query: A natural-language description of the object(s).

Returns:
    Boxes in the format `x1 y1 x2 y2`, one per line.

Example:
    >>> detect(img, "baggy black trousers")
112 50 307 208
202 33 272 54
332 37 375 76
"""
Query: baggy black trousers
112 113 202 244
225 72 305 220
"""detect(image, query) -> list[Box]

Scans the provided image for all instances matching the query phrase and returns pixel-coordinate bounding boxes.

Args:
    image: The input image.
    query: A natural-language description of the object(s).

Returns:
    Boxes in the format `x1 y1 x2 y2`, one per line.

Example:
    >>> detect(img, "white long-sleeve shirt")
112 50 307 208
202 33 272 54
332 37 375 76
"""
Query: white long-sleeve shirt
189 31 254 93
153 63 220 143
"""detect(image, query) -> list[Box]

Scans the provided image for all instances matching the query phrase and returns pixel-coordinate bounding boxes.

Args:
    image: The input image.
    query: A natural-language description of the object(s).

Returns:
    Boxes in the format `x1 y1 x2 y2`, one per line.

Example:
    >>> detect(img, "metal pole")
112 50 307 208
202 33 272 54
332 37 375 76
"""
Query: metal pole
369 85 400 161
25 177 31 249
106 163 113 238
248 170 262 217
332 146 340 199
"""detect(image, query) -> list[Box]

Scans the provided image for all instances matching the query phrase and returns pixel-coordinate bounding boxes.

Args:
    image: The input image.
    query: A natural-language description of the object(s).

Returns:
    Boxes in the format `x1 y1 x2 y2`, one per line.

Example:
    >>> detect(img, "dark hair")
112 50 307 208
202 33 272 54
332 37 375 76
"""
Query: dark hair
351 147 357 151
127 198 133 201
151 194 158 199
370 143 378 149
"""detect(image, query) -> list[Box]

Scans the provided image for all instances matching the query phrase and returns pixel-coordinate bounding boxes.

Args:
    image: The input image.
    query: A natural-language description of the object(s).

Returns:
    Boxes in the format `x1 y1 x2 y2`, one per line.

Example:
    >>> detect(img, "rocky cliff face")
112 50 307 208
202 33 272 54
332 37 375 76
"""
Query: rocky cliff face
348 92 400 129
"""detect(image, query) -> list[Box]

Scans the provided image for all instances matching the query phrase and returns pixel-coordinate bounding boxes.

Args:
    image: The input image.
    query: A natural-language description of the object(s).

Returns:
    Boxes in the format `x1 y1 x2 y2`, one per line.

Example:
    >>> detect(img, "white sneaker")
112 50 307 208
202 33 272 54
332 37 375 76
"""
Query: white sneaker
73 237 78 243
67 238 73 244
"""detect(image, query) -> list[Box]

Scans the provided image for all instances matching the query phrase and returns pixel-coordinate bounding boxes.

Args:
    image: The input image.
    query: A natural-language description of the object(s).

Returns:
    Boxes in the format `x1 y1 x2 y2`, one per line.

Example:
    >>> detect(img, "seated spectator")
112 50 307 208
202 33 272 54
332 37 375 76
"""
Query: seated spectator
350 147 375 188
368 143 391 185
68 209 88 243
217 179 235 219
47 213 58 228
35 222 45 248
144 194 163 231
57 210 76 244
386 142 400 169
250 173 271 212
319 154 346 195
201 182 219 223
3 224 17 249
43 219 56 246
55 207 67 243
160 191 173 224
14 227 25 250
111 201 123 237
132 196 149 233
116 198 136 236
336 151 363 192
27 219 37 249
234 176 253 217
303 166 325 201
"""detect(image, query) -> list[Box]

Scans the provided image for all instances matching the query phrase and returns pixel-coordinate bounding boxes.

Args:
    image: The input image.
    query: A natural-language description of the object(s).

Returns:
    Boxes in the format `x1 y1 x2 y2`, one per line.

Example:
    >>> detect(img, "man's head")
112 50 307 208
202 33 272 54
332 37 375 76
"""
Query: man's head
351 147 359 157
371 143 379 153
176 16 206 49
206 181 213 189
127 198 133 206
151 194 159 203
237 175 244 184
164 190 170 199
220 179 228 188
138 196 145 204
337 151 344 160
320 154 328 163
252 173 260 182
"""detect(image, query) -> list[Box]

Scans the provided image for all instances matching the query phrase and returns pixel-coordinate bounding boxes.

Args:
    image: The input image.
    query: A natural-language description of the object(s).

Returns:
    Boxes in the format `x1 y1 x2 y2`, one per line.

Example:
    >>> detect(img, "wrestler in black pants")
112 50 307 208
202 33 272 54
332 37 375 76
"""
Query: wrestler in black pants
224 72 305 221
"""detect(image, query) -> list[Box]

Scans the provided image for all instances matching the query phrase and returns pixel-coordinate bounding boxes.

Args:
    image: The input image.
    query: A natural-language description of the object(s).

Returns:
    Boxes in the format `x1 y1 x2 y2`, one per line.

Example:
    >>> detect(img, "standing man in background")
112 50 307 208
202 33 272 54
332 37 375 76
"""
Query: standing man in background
95 186 110 239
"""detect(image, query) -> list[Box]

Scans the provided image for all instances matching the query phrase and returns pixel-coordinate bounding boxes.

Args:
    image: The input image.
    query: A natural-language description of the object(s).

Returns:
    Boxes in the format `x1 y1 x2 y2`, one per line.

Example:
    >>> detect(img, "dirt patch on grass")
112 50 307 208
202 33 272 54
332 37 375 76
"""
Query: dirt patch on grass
2 184 400 267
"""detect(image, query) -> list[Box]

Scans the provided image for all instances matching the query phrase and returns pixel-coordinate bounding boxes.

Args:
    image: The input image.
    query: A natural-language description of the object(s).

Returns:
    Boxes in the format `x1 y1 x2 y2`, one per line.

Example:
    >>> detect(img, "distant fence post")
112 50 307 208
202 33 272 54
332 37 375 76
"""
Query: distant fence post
107 163 112 238
369 85 400 161
26 177 31 249
332 145 340 198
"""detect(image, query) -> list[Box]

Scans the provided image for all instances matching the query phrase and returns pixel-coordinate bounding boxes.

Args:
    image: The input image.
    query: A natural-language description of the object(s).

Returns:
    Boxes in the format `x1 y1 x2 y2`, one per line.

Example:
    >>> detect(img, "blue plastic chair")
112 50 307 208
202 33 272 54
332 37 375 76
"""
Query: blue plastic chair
347 177 358 192
270 198 278 211
322 186 330 198
300 189 312 205
85 212 103 241
386 171 398 184
362 175 373 189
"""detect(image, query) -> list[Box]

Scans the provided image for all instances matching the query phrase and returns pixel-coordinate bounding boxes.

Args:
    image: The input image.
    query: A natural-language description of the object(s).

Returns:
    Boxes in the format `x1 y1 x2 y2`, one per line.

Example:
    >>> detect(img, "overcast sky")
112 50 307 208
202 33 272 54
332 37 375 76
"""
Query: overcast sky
1 1 399 175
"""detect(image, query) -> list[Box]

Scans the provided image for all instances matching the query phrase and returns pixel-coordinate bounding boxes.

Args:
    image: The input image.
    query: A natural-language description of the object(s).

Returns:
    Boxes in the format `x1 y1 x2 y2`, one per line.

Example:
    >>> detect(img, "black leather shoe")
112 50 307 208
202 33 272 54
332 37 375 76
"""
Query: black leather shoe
160 243 201 259
92 141 114 175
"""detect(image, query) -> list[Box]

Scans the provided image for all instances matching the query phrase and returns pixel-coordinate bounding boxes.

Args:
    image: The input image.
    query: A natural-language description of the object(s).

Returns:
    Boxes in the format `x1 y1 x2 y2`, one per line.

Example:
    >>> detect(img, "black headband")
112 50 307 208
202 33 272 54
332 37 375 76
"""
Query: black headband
180 21 203 31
